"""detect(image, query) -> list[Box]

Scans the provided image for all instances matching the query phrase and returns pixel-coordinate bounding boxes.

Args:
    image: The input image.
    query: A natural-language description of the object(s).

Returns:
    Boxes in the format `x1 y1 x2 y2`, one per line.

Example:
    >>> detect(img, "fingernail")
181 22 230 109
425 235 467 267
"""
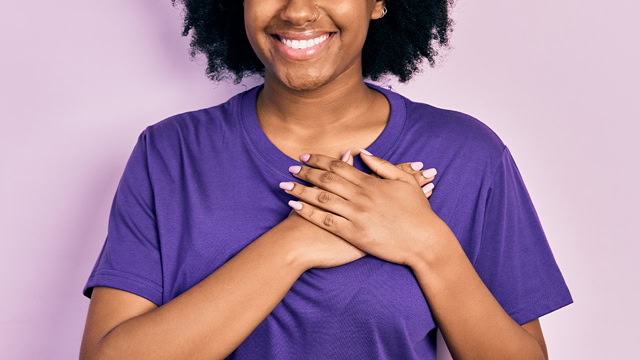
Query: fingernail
299 154 310 162
341 149 351 162
288 200 303 210
358 147 372 156
279 181 294 190
289 165 301 174
411 161 424 171
422 168 437 178
423 183 435 192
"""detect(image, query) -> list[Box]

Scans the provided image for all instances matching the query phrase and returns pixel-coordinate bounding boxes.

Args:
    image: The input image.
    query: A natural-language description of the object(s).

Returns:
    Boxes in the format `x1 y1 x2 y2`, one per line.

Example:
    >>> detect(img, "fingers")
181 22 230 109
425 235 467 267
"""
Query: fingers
341 148 352 163
393 161 436 198
287 199 352 240
294 153 367 200
280 180 354 219
422 182 434 198
302 150 354 197
394 162 437 187
344 148 382 178
357 148 414 182
346 151 354 166
340 148 436 198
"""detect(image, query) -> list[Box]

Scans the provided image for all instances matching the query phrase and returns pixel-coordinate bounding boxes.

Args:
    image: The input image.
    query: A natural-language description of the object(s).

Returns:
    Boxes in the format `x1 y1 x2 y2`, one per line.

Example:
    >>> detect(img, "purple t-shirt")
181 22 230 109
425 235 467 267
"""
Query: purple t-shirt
83 82 573 358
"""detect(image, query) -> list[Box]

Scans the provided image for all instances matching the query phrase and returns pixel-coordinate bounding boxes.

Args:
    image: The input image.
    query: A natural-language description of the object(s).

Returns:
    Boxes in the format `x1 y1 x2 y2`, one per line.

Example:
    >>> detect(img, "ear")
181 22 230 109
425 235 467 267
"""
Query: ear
371 0 386 20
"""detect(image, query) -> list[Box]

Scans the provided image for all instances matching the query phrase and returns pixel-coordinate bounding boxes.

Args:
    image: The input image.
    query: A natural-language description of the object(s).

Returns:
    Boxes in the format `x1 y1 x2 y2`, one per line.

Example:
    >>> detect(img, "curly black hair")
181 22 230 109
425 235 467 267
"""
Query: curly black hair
170 0 456 84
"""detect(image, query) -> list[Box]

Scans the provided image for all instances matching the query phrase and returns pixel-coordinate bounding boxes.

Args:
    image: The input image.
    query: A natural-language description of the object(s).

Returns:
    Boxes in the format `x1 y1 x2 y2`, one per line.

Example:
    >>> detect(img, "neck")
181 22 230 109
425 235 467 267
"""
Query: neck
256 69 378 138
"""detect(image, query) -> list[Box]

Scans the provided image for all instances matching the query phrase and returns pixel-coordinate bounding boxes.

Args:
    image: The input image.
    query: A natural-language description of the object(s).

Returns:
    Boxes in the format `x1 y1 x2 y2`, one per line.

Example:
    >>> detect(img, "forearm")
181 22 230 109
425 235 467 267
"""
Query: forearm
94 219 306 360
409 226 545 360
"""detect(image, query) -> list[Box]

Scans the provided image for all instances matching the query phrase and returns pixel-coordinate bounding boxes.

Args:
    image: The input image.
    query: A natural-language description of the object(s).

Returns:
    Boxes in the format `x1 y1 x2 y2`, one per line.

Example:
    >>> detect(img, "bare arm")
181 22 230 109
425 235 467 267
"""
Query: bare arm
80 217 307 360
409 226 547 360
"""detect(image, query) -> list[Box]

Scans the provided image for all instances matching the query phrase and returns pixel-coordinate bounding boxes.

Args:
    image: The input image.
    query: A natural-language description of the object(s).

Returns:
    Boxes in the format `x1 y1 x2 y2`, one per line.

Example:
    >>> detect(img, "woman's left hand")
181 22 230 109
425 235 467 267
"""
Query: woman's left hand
283 149 454 267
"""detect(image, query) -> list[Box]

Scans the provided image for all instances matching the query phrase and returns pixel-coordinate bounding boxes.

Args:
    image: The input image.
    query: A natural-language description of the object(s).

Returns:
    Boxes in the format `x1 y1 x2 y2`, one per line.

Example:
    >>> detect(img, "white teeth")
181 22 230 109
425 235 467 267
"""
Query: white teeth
280 34 330 49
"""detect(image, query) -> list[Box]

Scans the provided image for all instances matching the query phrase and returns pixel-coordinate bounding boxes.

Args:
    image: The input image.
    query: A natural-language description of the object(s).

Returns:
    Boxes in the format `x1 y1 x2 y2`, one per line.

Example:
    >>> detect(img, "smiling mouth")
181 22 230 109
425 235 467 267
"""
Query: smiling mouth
271 32 337 50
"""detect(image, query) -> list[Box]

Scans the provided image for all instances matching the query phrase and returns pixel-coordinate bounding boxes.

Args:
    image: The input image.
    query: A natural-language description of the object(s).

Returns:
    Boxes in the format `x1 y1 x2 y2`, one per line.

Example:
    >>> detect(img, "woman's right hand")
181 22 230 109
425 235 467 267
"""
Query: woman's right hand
283 149 437 270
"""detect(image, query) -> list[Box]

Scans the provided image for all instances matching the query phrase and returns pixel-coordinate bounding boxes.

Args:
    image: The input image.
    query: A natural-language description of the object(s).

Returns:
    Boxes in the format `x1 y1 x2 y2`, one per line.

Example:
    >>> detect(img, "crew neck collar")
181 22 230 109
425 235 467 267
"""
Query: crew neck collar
239 81 406 178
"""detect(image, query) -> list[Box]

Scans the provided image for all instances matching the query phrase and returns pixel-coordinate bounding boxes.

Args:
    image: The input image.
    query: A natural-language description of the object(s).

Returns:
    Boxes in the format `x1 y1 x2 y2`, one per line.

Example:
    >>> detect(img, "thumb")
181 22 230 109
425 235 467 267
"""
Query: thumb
358 148 412 182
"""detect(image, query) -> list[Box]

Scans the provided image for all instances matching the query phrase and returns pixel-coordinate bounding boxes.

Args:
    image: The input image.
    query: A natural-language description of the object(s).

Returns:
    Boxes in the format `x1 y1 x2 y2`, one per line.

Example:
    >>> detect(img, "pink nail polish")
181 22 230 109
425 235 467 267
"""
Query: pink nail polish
422 168 437 178
299 154 310 162
288 200 303 210
341 149 351 162
289 165 301 174
358 148 372 156
279 182 294 190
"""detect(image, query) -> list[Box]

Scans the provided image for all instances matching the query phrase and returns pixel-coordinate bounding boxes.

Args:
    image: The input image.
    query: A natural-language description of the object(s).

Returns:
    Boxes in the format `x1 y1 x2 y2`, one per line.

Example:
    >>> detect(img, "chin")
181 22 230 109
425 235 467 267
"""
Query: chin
276 67 333 91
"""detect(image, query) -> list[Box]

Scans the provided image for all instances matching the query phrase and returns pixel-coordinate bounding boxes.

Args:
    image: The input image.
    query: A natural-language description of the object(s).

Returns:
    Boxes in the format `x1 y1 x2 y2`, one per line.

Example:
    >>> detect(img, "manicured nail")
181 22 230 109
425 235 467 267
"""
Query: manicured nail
288 200 303 210
279 181 294 190
422 168 437 178
423 183 435 192
411 161 424 171
299 154 310 162
289 165 301 174
358 147 372 156
341 149 351 162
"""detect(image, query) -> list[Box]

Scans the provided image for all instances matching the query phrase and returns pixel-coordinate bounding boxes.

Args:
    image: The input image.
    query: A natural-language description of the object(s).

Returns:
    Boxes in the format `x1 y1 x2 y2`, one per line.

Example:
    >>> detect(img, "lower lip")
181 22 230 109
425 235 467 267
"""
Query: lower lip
271 33 336 60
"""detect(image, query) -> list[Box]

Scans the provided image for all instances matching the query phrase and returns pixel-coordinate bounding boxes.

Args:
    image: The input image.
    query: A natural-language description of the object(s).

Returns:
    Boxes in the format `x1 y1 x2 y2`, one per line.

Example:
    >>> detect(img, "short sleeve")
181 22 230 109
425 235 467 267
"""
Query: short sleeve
473 146 573 325
82 128 163 306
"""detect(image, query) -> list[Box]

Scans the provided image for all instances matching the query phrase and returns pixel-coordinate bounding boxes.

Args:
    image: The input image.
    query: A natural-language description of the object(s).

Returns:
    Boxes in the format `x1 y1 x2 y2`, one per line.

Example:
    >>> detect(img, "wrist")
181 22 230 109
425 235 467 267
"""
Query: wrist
407 220 459 272
271 216 313 273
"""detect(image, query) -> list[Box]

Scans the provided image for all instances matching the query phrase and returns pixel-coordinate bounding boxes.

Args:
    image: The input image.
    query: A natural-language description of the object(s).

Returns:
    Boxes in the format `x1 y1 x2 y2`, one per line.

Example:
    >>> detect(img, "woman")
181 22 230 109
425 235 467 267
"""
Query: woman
80 0 573 359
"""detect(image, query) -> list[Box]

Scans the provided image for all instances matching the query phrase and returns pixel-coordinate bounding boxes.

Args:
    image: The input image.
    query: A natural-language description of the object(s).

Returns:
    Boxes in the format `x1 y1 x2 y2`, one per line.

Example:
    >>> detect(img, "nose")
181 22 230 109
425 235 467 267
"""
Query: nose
279 0 318 26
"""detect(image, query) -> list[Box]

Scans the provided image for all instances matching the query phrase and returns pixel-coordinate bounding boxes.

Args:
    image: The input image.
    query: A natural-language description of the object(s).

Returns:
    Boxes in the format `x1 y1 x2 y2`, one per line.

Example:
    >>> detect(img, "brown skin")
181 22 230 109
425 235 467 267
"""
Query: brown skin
286 152 548 359
81 0 547 358
245 0 548 357
287 151 437 268
79 152 436 360
246 0 392 161
80 220 308 360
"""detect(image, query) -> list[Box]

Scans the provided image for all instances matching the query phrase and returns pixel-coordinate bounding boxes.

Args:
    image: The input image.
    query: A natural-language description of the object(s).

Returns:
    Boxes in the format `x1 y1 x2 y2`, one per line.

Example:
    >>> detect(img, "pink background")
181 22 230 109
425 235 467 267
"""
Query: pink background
1 1 638 358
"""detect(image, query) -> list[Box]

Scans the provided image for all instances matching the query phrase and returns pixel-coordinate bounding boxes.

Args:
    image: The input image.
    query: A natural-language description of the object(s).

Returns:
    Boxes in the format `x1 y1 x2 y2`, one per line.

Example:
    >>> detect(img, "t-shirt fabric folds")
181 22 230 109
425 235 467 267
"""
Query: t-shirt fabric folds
83 82 573 359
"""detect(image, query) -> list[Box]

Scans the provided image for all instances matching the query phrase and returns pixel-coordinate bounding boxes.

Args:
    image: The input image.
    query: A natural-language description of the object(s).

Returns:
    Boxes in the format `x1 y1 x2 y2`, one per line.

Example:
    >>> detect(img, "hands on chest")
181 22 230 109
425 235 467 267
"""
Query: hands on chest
279 147 449 270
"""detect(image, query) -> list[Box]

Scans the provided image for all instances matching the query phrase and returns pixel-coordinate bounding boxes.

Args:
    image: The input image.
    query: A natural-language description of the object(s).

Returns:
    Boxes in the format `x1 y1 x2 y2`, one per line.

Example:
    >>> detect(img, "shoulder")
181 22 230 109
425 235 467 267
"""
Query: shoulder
141 89 247 150
401 95 507 169
403 97 505 156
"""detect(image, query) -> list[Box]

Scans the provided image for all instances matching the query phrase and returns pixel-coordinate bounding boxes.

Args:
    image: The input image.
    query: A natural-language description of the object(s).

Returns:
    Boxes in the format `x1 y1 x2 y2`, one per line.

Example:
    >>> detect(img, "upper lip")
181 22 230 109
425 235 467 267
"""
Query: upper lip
271 31 336 40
